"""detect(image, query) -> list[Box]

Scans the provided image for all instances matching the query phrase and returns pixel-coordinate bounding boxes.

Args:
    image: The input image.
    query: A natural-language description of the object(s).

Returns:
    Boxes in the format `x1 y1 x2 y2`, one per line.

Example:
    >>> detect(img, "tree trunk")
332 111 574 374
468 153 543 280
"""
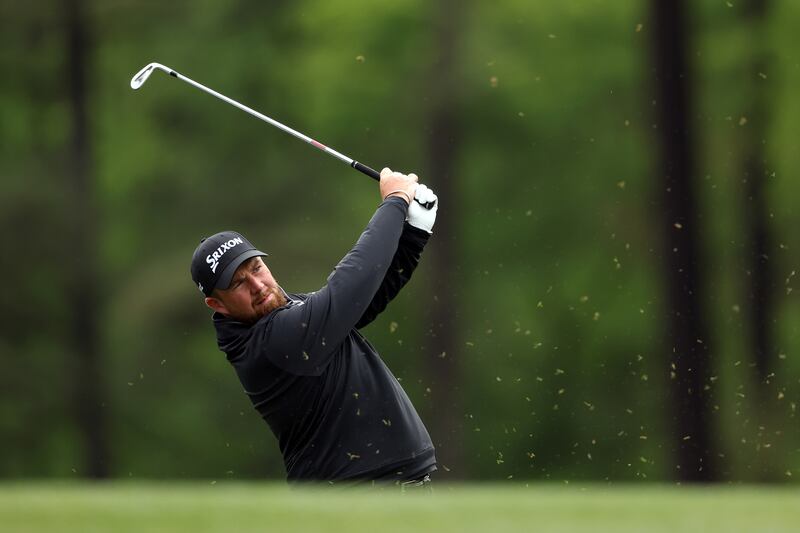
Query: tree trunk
649 0 718 482
65 0 109 478
740 0 781 481
740 0 774 396
423 0 466 479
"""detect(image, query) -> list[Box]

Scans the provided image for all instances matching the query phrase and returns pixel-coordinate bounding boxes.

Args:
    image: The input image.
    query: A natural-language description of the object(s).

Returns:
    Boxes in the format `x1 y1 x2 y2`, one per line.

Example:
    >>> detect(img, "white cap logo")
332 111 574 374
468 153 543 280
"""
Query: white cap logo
205 237 244 274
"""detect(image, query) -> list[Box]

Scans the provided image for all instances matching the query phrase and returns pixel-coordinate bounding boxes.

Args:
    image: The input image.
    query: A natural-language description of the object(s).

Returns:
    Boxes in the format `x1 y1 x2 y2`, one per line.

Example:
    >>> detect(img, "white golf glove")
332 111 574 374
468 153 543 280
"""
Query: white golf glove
407 184 438 234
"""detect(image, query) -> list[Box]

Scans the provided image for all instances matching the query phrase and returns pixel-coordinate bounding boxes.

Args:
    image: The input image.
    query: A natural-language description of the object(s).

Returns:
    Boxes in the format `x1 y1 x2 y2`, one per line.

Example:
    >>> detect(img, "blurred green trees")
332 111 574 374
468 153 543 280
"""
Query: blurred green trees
1 0 798 482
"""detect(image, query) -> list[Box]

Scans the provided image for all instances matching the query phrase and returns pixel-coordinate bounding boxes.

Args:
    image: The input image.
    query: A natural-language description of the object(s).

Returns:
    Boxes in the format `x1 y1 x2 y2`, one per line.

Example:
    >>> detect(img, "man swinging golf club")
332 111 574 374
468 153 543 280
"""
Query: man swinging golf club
190 168 438 486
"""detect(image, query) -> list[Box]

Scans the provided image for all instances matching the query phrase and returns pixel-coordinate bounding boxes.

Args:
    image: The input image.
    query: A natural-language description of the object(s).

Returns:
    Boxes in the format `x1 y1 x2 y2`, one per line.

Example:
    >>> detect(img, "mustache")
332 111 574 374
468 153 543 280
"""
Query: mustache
254 286 282 305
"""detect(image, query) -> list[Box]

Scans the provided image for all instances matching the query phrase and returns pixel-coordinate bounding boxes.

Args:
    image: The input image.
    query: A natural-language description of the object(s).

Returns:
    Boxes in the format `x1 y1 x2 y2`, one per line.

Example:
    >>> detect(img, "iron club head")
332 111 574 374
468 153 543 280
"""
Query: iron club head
130 62 174 90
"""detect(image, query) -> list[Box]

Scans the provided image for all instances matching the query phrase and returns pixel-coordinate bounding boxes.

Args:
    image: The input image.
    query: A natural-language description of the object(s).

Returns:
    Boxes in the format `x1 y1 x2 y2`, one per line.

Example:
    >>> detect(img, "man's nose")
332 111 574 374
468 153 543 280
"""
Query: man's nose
247 275 265 293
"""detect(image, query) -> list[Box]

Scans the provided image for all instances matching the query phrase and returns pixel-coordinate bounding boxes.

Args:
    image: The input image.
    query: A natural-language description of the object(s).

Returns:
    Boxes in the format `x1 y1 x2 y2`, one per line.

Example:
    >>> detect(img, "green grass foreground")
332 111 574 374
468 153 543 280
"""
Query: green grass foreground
0 482 797 532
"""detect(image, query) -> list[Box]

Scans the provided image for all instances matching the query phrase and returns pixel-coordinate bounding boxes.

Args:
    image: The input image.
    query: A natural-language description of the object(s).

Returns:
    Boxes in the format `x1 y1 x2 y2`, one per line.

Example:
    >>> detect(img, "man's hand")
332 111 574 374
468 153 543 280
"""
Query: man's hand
407 184 438 234
380 167 418 205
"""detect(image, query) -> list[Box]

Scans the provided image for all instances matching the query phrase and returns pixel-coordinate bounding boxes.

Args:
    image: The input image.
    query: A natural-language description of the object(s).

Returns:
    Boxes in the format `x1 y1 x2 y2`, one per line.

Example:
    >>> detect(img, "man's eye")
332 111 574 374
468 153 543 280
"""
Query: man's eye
253 265 262 272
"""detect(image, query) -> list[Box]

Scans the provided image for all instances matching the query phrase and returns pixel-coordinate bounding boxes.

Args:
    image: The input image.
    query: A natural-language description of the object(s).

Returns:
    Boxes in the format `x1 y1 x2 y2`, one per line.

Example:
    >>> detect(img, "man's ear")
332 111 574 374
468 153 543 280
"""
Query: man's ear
205 296 228 315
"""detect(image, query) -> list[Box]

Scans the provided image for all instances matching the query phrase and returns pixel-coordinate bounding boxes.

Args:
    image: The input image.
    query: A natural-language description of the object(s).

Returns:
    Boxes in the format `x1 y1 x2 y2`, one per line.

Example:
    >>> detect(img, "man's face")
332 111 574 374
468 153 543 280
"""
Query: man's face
205 256 288 323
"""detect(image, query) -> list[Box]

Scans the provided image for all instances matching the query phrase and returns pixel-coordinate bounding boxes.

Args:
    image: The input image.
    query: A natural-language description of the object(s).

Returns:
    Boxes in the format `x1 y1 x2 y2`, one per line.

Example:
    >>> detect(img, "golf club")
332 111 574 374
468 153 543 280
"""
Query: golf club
130 62 434 208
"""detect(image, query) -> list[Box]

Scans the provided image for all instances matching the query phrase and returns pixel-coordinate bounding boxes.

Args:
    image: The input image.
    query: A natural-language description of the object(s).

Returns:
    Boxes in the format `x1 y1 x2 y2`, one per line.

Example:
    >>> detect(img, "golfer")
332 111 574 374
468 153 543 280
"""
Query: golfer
190 168 438 486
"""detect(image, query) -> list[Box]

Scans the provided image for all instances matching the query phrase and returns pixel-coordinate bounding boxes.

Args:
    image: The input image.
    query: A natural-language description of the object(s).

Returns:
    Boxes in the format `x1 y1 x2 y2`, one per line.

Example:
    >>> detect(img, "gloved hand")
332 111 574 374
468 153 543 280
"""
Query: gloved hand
407 184 438 234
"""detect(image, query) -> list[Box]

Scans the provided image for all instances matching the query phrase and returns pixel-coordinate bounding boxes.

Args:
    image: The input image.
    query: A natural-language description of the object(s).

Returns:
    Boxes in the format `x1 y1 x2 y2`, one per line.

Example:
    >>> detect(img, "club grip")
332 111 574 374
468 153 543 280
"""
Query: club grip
352 161 381 181
352 160 435 208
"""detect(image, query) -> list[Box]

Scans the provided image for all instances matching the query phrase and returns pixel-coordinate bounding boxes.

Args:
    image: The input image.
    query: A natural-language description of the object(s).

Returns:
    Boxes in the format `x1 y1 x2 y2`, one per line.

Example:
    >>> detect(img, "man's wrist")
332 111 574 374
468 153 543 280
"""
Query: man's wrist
383 190 412 205
403 221 433 239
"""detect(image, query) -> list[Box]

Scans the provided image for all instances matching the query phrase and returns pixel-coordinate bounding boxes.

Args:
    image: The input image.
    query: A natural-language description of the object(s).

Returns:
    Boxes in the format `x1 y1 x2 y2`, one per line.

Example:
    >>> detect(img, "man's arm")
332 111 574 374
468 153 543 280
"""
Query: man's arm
247 170 419 375
355 183 438 329
354 223 429 329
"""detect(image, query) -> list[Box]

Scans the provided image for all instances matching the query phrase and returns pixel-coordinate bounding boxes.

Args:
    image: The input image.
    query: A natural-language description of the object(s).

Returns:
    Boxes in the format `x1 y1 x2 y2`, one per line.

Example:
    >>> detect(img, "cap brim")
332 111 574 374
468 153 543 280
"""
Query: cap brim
215 249 269 291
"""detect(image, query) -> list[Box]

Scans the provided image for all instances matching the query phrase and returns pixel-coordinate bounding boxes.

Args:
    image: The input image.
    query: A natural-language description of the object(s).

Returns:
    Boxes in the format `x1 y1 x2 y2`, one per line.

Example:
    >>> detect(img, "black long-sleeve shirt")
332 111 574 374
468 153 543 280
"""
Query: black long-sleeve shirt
213 197 436 482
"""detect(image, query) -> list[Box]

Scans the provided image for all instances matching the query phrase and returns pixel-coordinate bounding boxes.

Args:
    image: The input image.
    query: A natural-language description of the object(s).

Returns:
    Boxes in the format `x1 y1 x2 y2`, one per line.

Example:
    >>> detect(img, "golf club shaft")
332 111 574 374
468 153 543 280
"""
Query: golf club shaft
171 69 381 181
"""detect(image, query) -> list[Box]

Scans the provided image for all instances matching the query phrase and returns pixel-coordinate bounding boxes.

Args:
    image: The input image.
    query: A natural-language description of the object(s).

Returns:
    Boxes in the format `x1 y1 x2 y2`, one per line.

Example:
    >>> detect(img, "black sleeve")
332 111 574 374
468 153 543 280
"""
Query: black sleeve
250 197 409 375
354 222 430 329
